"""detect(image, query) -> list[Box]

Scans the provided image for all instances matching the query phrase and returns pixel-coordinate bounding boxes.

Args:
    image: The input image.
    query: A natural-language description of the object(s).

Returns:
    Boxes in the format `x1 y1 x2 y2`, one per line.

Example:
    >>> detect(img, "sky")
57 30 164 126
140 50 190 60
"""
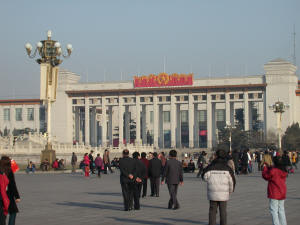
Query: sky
0 0 299 99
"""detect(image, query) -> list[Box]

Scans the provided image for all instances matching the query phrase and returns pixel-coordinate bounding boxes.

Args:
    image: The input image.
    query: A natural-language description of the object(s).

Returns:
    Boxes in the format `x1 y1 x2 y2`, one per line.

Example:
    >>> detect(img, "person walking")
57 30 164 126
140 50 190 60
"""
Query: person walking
148 152 162 197
88 150 95 174
161 149 183 210
71 152 77 174
132 152 146 210
202 149 236 225
262 156 288 225
232 150 240 175
196 151 207 178
83 153 90 177
1 156 20 225
140 152 149 198
94 154 104 178
0 159 11 225
103 149 113 174
119 149 136 211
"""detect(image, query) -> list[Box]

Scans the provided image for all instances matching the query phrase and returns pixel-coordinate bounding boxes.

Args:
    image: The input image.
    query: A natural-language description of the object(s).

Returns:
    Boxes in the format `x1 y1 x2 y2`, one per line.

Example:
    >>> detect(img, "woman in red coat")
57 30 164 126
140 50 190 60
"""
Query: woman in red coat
83 153 90 177
262 156 288 225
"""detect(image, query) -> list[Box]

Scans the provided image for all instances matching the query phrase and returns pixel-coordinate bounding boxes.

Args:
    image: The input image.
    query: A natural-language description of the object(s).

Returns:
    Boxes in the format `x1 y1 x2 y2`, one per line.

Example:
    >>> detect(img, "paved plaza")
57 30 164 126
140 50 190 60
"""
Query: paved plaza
16 169 300 225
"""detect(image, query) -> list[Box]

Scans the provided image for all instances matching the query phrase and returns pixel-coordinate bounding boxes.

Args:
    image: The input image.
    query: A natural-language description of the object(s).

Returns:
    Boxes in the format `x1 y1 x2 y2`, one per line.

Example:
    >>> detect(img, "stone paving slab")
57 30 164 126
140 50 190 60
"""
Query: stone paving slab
14 168 300 225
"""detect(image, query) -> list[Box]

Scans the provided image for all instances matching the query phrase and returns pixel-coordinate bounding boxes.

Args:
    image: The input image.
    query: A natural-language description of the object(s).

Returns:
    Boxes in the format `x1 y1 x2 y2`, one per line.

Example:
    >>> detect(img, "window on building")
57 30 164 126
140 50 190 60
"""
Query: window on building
230 94 234 99
166 96 171 102
211 95 216 100
258 93 263 99
124 98 128 103
150 97 153 102
248 93 254 99
198 110 207 122
150 111 154 123
216 109 225 121
72 99 77 104
27 108 34 121
239 94 244 99
163 111 170 123
140 97 145 102
3 109 10 121
194 96 198 101
184 96 188 101
158 96 163 102
40 108 45 121
202 95 207 101
176 96 180 101
181 110 188 123
15 108 22 121
220 94 225 100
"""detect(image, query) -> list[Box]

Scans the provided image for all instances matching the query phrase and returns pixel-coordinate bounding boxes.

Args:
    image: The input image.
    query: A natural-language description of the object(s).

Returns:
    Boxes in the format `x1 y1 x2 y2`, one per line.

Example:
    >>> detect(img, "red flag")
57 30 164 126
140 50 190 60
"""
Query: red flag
11 159 19 173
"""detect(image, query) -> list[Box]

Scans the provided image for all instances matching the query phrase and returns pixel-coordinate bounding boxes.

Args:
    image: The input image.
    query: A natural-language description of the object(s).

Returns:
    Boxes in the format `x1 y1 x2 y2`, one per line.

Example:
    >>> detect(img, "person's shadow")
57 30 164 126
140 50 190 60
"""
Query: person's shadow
56 201 123 211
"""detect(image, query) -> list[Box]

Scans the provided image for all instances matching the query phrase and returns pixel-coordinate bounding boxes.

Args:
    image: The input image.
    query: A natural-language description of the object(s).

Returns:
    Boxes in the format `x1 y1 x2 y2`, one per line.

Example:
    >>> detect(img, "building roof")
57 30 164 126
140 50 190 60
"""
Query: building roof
0 99 42 106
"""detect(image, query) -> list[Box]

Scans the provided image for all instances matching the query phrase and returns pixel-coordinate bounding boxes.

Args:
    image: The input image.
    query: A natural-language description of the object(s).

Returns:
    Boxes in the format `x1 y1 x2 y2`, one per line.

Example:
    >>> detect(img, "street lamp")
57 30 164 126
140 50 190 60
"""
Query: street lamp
225 121 236 152
25 30 73 164
268 100 289 152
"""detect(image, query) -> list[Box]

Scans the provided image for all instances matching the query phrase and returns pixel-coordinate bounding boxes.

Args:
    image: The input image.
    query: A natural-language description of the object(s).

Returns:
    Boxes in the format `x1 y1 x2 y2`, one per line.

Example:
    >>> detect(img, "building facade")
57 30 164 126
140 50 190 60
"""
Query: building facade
1 59 300 150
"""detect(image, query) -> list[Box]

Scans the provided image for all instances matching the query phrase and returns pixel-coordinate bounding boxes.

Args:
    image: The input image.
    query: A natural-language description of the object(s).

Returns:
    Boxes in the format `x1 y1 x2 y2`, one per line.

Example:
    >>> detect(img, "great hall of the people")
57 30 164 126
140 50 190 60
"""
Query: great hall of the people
1 58 300 150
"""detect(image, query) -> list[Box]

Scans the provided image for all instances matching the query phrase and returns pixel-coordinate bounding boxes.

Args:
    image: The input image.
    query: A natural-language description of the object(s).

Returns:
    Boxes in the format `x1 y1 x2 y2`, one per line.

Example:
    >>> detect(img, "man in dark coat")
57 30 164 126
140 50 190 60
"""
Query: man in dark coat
88 150 95 174
131 152 146 210
148 152 162 197
161 149 183 210
140 152 149 198
119 149 137 211
232 150 240 175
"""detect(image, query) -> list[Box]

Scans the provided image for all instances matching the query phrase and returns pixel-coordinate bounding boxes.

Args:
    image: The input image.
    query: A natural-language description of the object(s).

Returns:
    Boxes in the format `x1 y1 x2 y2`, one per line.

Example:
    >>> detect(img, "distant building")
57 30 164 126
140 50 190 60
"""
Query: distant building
1 59 300 149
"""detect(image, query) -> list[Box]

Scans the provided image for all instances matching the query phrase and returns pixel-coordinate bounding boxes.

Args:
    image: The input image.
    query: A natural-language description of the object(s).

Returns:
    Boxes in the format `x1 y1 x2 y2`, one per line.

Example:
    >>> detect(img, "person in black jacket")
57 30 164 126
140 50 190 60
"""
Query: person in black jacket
1 156 20 225
88 151 95 174
161 150 183 210
131 152 146 210
148 152 162 197
119 149 136 211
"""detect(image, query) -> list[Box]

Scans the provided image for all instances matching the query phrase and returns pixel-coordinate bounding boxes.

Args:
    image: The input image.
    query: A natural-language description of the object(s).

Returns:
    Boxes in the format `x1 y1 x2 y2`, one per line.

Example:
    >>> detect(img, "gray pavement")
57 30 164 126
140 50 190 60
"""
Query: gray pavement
15 168 300 225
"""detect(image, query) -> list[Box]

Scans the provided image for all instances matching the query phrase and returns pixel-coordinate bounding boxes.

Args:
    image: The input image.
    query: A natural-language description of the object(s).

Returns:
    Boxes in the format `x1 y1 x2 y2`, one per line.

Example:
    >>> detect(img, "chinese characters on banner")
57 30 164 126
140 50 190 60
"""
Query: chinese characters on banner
134 73 193 88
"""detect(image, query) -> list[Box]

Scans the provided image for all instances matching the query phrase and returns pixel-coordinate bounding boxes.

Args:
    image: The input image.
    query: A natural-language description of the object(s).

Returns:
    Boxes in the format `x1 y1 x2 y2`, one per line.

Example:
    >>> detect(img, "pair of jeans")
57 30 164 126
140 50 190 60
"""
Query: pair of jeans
209 201 227 225
269 199 287 225
8 213 16 225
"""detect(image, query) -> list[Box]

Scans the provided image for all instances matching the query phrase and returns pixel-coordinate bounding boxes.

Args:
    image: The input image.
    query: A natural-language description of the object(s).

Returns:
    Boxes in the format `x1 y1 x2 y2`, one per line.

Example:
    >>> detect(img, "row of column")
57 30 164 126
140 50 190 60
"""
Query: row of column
81 91 257 148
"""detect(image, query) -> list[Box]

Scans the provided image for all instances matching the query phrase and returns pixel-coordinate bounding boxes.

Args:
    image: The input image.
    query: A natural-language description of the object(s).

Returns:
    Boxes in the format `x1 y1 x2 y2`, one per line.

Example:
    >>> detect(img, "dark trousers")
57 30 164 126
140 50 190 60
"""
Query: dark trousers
121 182 134 210
104 163 113 174
96 166 101 177
209 201 227 225
132 183 142 209
150 177 160 196
142 178 148 197
167 184 179 208
0 204 6 225
90 162 95 174
8 213 16 225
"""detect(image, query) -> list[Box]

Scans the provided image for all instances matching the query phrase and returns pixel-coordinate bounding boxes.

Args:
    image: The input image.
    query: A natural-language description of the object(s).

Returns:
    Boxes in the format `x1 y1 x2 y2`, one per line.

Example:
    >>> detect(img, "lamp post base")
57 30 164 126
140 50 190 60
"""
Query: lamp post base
41 143 56 167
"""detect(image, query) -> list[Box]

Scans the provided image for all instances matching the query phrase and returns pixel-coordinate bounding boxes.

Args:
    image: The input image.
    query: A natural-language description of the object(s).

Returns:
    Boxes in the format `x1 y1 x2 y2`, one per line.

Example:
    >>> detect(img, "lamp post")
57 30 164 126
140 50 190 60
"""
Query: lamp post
268 101 289 152
25 30 72 164
225 121 236 152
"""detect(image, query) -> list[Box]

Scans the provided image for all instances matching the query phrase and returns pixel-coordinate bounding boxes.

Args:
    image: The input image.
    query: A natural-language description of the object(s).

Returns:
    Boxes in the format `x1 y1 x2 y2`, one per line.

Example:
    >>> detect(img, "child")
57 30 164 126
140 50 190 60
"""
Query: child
262 156 288 225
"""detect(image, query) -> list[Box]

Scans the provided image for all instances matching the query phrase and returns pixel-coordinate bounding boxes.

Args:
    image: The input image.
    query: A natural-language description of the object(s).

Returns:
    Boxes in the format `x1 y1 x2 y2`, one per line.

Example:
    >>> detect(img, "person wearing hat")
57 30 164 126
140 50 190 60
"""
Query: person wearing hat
202 148 236 225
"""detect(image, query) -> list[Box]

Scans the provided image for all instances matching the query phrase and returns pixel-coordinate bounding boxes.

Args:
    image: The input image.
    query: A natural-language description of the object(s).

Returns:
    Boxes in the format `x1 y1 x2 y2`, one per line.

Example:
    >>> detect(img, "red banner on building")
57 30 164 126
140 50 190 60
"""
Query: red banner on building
134 73 193 88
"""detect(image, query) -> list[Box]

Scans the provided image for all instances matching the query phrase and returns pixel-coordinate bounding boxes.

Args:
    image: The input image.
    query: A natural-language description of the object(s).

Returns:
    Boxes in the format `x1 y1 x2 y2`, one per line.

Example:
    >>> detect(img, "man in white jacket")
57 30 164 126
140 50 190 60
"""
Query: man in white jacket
202 149 236 225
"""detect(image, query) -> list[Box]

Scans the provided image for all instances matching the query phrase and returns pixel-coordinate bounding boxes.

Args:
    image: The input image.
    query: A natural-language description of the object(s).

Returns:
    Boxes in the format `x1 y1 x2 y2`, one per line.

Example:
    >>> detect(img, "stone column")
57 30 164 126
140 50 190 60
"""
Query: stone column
74 107 80 142
207 94 212 149
84 97 90 145
170 93 176 148
108 106 113 146
153 94 159 148
141 105 147 144
158 104 164 148
244 91 249 131
118 96 124 147
136 96 141 145
230 102 235 126
124 106 130 145
225 92 230 124
101 97 107 147
188 92 194 148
